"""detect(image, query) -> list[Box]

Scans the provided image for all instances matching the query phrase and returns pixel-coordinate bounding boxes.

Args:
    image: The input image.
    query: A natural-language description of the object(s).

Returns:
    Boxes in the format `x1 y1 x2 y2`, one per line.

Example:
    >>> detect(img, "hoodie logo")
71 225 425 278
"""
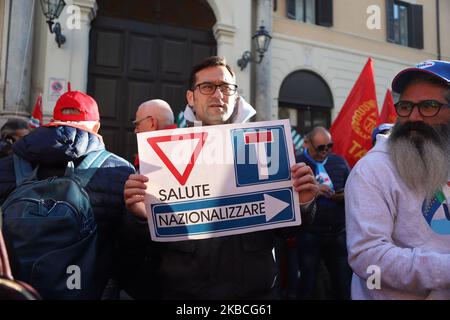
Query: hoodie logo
422 181 450 235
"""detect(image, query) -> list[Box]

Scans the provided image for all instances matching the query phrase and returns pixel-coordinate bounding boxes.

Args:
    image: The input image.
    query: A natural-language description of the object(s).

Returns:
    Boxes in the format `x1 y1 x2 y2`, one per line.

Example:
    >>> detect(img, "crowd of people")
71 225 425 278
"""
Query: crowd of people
0 56 448 300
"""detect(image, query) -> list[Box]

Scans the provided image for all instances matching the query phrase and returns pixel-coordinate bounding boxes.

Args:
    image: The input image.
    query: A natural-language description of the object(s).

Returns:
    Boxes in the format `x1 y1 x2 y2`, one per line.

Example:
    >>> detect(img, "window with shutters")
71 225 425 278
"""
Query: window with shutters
386 0 423 49
290 0 315 24
286 0 333 27
393 2 409 46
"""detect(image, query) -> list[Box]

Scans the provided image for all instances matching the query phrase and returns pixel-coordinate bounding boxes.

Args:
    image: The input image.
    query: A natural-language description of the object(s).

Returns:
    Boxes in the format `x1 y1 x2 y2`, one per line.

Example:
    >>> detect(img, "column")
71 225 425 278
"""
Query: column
4 0 35 116
255 0 273 121
0 0 9 116
69 0 97 91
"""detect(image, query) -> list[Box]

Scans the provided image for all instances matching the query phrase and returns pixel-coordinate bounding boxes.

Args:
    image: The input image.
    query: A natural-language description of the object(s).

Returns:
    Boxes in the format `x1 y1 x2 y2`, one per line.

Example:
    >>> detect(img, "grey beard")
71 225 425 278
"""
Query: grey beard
388 125 450 201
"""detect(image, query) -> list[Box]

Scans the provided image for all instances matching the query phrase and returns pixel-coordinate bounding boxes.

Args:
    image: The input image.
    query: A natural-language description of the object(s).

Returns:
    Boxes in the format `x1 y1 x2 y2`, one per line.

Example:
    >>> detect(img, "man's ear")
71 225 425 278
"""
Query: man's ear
304 138 311 148
186 90 194 107
93 121 101 133
152 117 158 130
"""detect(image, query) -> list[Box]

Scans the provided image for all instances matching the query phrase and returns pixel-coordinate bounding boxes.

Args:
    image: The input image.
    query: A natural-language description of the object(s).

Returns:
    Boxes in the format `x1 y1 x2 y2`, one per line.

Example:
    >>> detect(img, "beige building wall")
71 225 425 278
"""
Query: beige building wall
439 0 450 60
271 0 447 120
4 0 447 125
274 0 439 64
208 0 253 100
271 36 409 119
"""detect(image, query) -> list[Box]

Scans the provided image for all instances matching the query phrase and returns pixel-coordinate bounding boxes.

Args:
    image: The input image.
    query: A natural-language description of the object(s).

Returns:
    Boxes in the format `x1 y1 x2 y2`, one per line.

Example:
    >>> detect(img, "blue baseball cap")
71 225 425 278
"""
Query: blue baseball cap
371 123 394 145
392 60 450 94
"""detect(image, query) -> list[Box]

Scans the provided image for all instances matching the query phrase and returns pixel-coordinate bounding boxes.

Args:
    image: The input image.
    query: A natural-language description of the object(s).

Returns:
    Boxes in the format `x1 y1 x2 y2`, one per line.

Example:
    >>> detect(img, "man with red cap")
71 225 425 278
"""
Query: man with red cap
48 88 101 132
0 88 135 299
345 60 450 299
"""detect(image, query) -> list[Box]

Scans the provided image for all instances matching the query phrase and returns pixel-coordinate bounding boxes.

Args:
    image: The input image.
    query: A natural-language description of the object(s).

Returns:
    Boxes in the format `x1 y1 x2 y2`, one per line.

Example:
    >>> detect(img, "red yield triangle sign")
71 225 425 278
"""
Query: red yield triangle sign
147 132 208 185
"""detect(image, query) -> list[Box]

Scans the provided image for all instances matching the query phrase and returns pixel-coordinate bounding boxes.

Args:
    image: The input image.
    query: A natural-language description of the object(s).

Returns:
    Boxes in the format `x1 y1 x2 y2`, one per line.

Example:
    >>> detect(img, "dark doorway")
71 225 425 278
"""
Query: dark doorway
88 0 217 162
278 70 333 136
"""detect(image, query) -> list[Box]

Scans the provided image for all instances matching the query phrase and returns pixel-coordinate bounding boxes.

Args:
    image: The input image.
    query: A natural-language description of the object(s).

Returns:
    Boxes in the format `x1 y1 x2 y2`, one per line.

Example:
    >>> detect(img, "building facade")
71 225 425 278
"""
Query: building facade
0 0 448 161
273 0 449 133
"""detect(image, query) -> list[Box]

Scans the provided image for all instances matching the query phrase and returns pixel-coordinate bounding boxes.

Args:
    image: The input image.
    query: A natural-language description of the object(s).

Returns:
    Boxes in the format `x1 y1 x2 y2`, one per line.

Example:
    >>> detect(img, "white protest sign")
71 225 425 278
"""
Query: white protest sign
137 119 301 242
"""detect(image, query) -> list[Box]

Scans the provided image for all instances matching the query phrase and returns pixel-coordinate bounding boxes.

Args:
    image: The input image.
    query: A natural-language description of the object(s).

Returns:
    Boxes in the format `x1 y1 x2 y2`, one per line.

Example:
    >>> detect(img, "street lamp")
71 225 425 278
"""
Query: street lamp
237 25 272 70
40 0 66 48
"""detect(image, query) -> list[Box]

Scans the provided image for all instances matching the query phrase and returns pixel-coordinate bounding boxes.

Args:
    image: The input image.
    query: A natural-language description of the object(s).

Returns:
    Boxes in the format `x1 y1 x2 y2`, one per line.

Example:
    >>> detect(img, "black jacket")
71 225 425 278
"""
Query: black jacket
296 151 350 233
0 138 12 158
0 125 135 297
158 203 315 300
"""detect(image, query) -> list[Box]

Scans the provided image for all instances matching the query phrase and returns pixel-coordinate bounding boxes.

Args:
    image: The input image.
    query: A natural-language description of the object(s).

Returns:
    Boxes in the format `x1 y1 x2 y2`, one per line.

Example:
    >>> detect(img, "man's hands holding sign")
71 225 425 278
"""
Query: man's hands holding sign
124 174 150 220
291 162 318 205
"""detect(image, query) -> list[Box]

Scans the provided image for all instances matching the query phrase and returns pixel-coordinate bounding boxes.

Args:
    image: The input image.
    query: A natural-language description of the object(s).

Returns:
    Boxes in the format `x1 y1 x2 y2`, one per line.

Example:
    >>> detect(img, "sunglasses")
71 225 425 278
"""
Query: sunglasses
311 142 334 153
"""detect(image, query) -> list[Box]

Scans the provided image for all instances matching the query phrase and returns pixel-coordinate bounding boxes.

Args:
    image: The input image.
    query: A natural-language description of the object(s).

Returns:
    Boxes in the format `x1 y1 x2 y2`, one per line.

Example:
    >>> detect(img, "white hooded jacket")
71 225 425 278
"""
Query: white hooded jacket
345 135 450 300
182 96 256 126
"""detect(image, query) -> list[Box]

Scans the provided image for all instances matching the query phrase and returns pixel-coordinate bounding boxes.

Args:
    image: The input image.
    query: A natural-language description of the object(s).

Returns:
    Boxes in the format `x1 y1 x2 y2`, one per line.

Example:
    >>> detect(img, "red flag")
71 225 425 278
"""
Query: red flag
330 58 379 167
29 94 43 128
379 89 397 124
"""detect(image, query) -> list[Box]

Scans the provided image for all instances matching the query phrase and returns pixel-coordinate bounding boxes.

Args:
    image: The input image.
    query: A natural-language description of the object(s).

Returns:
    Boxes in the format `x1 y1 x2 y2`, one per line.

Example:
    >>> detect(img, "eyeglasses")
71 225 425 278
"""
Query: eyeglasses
193 82 238 96
311 142 334 153
132 115 153 128
394 100 449 117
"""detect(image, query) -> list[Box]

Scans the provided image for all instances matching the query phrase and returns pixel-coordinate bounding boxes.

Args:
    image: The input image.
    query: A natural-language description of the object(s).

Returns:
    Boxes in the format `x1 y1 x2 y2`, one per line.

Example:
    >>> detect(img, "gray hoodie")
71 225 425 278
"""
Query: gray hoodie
345 135 450 299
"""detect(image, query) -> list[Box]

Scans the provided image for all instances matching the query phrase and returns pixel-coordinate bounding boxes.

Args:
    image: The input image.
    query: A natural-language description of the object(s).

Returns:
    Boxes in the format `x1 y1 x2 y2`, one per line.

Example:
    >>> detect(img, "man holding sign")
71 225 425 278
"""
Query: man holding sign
124 56 318 299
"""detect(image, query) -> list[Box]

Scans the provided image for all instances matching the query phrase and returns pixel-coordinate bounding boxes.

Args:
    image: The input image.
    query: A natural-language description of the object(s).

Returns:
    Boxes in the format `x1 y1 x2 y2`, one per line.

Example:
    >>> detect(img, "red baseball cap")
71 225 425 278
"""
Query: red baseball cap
53 90 100 121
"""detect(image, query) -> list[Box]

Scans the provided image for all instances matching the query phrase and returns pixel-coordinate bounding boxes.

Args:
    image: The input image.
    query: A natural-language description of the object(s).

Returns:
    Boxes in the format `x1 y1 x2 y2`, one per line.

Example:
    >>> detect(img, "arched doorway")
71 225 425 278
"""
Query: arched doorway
87 0 217 161
278 70 333 136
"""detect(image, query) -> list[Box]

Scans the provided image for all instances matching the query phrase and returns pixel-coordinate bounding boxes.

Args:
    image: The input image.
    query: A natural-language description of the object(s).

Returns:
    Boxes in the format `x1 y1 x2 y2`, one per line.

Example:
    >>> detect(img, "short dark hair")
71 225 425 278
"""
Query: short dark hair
1 118 29 139
188 56 235 90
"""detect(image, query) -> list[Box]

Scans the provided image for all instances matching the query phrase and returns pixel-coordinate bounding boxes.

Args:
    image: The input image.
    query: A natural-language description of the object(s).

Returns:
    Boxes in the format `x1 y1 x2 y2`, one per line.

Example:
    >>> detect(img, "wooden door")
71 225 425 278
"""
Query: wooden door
88 13 216 162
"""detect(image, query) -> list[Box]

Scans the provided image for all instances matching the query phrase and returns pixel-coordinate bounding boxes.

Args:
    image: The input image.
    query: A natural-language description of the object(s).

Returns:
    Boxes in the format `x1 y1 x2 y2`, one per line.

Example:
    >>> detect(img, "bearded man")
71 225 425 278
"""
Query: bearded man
345 60 450 300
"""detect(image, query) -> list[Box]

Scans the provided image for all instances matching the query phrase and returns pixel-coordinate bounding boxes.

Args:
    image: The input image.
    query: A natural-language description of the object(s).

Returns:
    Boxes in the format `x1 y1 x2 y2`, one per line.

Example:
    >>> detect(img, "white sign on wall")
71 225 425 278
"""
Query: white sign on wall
48 78 66 101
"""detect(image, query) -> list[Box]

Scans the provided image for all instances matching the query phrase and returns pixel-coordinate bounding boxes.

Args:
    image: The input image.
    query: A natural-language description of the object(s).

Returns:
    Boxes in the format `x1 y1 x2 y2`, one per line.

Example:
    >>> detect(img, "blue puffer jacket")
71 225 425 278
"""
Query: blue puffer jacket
0 125 135 296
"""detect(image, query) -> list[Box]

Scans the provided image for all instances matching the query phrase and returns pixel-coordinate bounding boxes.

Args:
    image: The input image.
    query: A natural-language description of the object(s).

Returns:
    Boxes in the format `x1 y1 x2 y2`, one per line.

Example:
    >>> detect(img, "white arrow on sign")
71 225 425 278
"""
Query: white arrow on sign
155 194 291 228
264 194 290 222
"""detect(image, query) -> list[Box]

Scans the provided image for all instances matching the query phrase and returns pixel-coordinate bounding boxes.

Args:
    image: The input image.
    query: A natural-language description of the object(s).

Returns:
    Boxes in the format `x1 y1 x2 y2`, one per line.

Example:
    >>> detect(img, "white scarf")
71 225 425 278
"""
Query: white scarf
182 96 256 126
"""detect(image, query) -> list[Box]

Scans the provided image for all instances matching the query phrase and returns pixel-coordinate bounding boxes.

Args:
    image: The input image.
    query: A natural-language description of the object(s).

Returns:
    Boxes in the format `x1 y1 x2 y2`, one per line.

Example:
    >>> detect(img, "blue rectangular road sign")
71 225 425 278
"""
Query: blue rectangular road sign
151 188 295 239
231 125 290 187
